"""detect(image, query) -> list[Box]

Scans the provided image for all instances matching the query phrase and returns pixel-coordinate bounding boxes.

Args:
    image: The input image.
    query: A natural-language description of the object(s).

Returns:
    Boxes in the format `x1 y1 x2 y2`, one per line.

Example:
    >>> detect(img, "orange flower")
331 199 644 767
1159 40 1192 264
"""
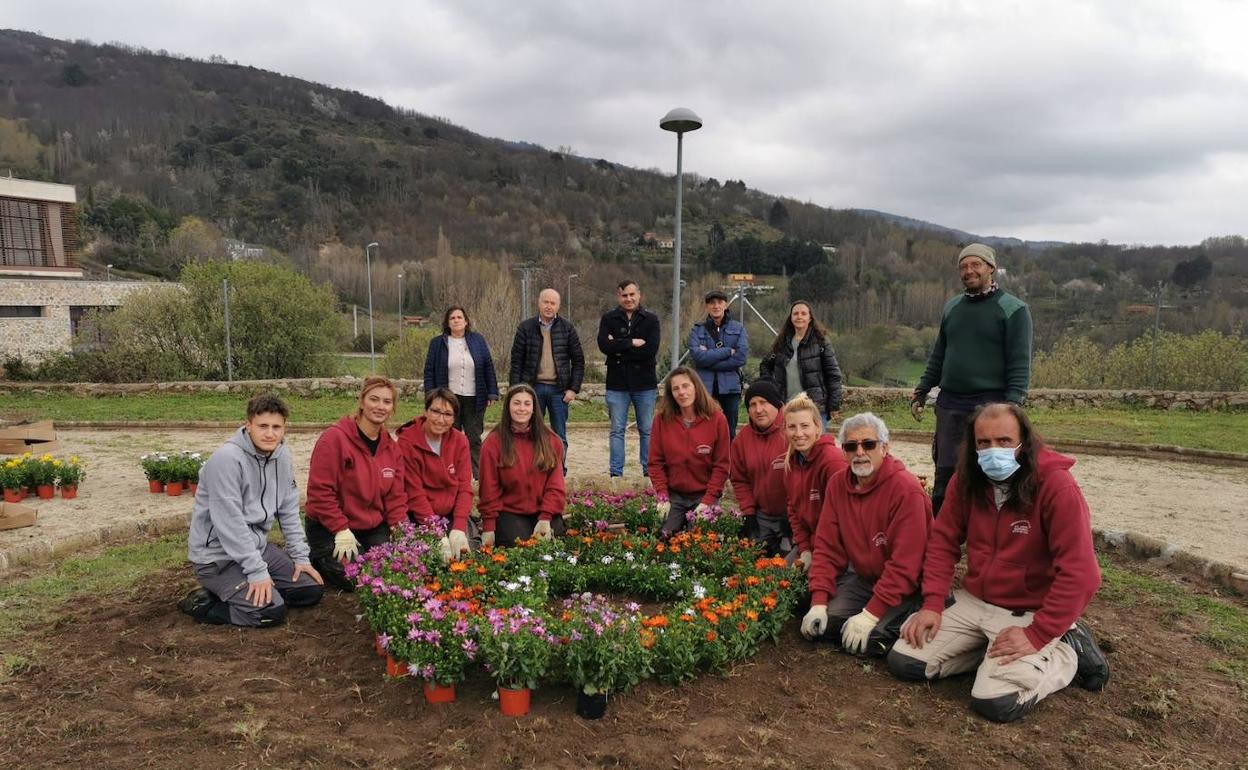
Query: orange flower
678 614 694 623
566 528 580 536
745 610 759 622
640 630 656 649
655 543 666 553
449 561 468 573
761 596 777 611
476 567 488 575
779 579 791 589
669 545 681 554
642 615 670 629
737 622 747 633
725 577 740 589
492 553 507 564
696 597 715 612
426 581 442 592
706 631 717 642
702 610 720 624
745 575 761 587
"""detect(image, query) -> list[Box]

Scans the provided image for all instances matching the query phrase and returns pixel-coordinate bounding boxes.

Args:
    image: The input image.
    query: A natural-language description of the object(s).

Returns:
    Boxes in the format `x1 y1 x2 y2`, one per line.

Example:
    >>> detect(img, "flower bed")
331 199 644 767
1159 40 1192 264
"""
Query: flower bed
350 490 803 713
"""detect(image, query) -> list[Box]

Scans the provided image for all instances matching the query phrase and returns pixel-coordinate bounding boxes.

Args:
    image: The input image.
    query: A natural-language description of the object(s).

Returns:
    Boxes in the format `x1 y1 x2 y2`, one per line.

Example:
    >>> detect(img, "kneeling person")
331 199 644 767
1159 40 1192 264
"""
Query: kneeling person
800 413 931 656
887 403 1109 722
729 380 789 555
182 394 324 627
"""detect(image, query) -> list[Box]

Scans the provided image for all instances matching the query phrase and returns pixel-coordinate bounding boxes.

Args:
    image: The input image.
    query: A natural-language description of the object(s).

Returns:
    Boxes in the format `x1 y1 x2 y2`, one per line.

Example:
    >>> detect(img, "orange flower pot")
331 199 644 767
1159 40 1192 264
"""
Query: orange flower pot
498 687 531 717
60 485 78 500
189 482 198 495
385 655 408 678
423 681 456 704
3 488 21 503
35 484 55 500
149 480 165 494
374 635 387 657
166 481 184 497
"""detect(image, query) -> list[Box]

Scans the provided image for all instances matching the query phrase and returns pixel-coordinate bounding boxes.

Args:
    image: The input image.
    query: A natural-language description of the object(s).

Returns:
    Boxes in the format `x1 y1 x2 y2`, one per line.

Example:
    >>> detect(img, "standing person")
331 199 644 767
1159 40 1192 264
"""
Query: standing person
888 403 1109 723
910 243 1032 516
304 377 408 591
782 394 848 572
598 279 661 478
395 387 475 561
648 366 731 538
478 384 567 547
800 413 932 658
729 380 789 555
424 305 499 478
688 289 748 439
759 300 843 424
180 394 324 627
509 288 585 465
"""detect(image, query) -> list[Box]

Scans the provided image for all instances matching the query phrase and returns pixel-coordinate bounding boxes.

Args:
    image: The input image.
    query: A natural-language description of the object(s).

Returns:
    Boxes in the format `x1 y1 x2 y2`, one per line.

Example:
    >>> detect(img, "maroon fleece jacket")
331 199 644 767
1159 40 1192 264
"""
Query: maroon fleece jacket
808 455 933 617
921 447 1102 649
729 419 788 516
647 411 731 505
305 416 406 533
477 427 566 531
784 434 849 554
395 417 474 532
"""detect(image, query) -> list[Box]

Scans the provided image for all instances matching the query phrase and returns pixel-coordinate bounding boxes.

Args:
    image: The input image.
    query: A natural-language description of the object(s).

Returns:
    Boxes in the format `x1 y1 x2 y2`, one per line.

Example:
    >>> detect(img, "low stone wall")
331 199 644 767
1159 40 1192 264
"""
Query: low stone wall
2 378 1245 411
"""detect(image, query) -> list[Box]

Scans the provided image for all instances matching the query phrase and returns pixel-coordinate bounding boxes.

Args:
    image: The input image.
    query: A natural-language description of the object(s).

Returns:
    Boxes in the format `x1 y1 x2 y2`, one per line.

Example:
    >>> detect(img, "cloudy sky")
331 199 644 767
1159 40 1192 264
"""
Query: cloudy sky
8 0 1248 245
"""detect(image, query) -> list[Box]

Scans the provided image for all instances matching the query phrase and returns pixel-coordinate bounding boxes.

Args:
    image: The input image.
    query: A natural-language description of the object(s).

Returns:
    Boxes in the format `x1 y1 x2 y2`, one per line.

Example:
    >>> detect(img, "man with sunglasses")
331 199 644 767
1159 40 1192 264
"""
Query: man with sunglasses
800 413 932 657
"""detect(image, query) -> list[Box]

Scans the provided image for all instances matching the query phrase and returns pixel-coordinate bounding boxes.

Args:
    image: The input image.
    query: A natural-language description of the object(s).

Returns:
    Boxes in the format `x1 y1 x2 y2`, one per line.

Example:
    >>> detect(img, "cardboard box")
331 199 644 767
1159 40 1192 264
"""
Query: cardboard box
0 501 38 531
0 420 60 455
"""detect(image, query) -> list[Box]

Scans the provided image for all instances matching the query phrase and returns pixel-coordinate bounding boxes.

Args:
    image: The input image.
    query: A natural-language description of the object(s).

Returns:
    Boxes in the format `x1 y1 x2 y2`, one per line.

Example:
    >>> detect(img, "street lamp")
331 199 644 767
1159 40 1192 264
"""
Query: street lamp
365 242 379 373
660 107 703 372
397 273 404 340
567 273 579 324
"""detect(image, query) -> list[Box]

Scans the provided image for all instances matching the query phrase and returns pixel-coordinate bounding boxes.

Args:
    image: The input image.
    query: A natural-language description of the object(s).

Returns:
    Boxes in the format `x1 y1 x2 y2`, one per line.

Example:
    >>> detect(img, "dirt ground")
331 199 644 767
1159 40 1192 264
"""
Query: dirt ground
3 426 1246 570
0 552 1246 769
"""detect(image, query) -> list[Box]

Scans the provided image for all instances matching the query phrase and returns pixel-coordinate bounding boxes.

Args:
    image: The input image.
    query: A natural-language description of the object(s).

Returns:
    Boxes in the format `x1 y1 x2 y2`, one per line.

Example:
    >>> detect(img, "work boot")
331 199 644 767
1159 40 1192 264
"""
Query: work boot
1062 619 1110 691
178 587 223 623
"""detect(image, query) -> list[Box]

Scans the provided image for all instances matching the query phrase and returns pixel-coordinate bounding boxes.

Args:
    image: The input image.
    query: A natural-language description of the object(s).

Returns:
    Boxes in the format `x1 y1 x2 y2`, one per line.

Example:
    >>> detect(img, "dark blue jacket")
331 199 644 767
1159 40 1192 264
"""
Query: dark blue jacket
423 331 499 410
687 313 748 395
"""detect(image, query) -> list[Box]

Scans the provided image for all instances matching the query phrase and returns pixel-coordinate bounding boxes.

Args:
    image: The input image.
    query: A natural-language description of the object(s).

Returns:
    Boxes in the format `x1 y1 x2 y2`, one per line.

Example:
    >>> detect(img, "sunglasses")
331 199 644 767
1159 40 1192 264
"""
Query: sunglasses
841 439 880 453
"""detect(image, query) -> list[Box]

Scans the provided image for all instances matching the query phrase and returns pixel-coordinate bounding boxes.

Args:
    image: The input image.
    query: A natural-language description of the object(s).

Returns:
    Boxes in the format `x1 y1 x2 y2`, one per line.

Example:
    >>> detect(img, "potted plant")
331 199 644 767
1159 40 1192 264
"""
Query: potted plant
29 454 57 499
0 458 23 503
184 452 205 494
141 453 167 493
163 455 185 496
557 593 651 720
55 456 86 499
476 607 558 717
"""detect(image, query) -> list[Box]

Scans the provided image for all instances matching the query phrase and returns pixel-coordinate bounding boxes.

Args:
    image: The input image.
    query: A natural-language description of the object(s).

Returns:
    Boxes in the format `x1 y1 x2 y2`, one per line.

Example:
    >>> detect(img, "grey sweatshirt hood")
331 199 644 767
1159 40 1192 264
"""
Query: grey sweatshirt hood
187 427 309 582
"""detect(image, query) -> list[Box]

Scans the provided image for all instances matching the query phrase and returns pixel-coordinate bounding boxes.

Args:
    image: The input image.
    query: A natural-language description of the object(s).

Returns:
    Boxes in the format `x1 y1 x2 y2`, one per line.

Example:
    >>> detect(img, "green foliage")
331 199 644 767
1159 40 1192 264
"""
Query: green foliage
61 62 89 86
712 236 826 275
792 262 847 304
382 327 438 379
1034 330 1248 390
832 324 935 385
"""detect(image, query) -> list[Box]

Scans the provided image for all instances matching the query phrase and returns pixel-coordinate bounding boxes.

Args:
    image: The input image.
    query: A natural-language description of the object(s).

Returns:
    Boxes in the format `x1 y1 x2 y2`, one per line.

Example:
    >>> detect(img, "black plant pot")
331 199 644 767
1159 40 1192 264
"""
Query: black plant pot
575 691 608 719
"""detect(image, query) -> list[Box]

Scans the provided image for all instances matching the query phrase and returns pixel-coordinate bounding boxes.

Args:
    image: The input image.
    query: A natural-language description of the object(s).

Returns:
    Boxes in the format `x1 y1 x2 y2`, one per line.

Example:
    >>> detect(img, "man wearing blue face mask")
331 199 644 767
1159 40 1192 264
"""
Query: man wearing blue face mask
887 403 1109 723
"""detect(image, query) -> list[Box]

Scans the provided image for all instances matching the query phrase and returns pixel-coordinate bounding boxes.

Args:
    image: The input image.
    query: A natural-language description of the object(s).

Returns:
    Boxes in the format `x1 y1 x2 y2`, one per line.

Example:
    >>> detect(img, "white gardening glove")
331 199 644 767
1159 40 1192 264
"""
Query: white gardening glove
798 550 813 572
840 609 880 655
332 529 361 561
656 500 672 518
438 536 453 564
481 530 496 548
800 604 829 640
448 529 470 558
533 519 553 540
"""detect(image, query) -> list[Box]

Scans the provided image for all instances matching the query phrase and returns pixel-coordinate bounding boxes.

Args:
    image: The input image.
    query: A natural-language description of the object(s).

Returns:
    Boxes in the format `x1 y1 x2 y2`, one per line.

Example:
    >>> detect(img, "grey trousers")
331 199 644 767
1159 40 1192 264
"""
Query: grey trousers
193 543 324 628
494 512 566 547
660 491 702 537
806 571 921 657
745 511 790 557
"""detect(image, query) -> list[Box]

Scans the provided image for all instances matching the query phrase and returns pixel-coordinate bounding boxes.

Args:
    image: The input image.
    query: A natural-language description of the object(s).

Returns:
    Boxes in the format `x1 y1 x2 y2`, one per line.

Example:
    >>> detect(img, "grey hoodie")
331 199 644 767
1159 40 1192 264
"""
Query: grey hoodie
187 427 310 583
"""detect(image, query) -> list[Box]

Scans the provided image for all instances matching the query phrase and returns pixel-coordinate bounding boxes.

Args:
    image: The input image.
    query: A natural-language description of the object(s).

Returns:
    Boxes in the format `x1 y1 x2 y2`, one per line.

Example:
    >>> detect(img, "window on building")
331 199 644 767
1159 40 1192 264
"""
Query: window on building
0 305 44 318
0 199 48 267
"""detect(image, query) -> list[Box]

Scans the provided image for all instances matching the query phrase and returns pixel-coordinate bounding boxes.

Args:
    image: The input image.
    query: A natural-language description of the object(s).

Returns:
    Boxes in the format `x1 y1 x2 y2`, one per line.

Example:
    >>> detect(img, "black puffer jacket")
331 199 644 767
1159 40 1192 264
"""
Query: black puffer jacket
509 315 585 392
758 333 844 416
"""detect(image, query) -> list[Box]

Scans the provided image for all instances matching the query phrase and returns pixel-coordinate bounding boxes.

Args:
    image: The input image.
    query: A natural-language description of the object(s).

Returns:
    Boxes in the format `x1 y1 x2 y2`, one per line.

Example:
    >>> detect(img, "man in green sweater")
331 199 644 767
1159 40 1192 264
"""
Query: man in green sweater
910 243 1032 516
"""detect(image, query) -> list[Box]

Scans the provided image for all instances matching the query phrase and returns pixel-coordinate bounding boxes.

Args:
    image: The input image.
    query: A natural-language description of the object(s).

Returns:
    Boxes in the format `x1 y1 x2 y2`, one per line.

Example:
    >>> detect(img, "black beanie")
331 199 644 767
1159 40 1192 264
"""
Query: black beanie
744 380 784 411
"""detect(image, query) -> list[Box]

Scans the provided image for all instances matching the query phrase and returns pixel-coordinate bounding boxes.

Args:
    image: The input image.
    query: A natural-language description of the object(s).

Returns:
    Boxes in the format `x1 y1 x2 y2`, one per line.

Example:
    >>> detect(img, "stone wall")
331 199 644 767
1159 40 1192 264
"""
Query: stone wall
1 377 1245 411
0 279 165 358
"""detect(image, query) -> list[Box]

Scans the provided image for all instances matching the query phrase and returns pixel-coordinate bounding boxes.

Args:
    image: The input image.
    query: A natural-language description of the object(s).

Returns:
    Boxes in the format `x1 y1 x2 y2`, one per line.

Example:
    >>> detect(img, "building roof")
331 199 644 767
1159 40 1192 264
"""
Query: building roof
0 177 77 204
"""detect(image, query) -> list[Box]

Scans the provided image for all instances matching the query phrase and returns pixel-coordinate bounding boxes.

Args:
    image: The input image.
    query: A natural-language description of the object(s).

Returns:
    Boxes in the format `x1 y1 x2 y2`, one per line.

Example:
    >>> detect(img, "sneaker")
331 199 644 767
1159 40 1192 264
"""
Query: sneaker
1062 619 1110 691
177 587 217 620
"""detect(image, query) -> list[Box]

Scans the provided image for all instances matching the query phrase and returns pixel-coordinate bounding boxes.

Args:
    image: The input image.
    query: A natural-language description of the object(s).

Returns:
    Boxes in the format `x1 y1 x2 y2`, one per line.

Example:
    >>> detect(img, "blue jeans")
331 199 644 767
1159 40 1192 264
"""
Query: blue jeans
534 383 569 469
606 388 656 477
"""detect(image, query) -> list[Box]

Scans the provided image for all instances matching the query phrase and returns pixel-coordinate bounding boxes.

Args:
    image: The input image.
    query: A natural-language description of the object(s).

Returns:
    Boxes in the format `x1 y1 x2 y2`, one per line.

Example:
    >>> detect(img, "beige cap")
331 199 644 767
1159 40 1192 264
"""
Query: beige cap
958 243 997 268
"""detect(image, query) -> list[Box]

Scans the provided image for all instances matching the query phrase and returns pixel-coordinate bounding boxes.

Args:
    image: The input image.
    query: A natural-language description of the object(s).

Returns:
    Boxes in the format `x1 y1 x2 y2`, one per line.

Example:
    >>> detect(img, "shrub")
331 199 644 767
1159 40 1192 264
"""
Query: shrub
1034 329 1248 391
381 327 439 380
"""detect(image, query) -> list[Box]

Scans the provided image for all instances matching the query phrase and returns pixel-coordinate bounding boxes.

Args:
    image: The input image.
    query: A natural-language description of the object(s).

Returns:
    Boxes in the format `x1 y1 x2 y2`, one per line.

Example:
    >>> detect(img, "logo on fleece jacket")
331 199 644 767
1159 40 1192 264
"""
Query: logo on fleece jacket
808 488 821 502
872 531 888 548
381 466 396 479
1010 519 1031 535
771 455 786 470
696 444 712 455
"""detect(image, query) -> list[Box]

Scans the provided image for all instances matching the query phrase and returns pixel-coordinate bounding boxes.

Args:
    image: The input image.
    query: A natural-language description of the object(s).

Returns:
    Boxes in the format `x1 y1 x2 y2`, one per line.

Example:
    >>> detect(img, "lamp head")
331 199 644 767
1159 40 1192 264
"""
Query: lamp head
660 107 703 133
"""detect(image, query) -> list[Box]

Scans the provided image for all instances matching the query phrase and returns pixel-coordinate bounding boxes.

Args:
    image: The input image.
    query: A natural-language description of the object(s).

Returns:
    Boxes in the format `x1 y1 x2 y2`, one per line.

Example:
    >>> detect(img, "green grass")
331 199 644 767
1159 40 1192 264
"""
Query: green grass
334 354 381 377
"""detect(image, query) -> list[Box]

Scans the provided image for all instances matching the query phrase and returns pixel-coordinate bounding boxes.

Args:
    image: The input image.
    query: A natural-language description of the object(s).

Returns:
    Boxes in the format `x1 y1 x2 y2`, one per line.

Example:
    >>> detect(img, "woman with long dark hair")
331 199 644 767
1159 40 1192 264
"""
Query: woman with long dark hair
423 305 499 478
395 387 475 560
759 300 844 422
648 365 731 538
477 384 566 547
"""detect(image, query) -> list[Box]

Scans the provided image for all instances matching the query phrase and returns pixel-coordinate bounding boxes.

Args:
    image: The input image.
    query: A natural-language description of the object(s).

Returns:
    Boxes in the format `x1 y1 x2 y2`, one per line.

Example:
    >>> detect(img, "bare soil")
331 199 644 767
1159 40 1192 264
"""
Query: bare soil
4 427 1246 570
0 551 1246 769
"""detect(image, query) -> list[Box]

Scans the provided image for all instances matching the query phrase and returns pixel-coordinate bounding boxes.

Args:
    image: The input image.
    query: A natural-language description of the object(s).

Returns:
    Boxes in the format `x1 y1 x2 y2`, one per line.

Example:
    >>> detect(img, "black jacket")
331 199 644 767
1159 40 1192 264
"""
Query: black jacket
597 306 661 391
759 334 844 416
509 315 586 392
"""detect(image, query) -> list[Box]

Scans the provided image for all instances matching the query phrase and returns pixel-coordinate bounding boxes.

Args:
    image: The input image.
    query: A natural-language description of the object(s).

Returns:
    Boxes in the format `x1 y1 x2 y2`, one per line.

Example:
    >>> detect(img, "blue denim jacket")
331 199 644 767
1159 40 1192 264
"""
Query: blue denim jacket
687 315 748 395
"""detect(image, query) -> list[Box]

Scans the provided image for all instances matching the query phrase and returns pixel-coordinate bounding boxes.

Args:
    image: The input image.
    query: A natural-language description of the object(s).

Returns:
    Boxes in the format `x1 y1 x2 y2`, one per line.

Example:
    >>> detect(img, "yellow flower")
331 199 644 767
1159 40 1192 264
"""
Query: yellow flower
41 454 53 461
52 460 62 467
22 451 32 458
70 456 80 464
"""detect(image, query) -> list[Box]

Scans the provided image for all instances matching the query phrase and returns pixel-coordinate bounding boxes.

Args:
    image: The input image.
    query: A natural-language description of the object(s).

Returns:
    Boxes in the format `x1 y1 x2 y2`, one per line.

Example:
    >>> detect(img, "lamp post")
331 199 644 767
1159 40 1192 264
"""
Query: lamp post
567 273 579 324
660 107 703 372
365 242 379 373
397 273 404 340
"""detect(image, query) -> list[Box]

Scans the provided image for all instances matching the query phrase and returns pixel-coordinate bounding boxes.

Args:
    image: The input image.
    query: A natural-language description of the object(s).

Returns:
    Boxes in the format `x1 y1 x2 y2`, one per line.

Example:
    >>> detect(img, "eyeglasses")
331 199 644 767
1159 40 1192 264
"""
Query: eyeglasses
428 408 456 419
841 439 880 453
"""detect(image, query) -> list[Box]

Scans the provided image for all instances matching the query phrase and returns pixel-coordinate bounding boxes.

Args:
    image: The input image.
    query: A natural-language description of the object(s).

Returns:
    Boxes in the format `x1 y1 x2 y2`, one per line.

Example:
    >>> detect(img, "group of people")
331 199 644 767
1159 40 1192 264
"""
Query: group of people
180 243 1108 722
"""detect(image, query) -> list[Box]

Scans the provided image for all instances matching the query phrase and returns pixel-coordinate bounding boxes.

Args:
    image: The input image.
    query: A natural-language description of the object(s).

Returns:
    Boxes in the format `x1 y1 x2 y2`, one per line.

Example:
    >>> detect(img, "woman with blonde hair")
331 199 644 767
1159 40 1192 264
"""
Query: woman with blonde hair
782 393 847 571
478 384 566 547
648 365 731 538
305 376 408 590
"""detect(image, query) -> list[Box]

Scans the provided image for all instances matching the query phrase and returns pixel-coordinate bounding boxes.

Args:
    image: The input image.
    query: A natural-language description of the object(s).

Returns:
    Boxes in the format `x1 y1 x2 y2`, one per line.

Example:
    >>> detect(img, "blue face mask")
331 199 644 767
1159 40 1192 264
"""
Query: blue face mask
976 445 1021 481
